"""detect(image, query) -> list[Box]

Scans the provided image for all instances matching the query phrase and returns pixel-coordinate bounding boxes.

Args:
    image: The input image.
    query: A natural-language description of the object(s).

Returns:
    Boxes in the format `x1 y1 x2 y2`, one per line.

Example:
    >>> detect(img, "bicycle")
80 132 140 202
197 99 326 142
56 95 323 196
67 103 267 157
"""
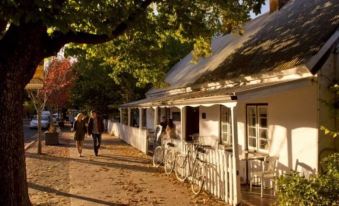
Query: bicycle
153 139 177 175
175 143 213 195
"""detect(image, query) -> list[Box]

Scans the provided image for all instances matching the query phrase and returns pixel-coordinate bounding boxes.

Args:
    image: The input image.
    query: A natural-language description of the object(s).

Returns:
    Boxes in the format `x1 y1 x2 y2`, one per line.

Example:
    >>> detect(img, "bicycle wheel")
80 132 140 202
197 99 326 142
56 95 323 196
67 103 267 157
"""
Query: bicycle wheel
175 155 188 182
153 146 164 167
191 163 204 195
164 149 175 175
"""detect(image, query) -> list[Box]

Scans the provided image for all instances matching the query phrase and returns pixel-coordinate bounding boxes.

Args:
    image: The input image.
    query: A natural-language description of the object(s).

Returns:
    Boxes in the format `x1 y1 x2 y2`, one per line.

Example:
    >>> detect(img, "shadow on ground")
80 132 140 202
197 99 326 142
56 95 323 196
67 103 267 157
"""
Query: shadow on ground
26 149 155 174
28 182 126 206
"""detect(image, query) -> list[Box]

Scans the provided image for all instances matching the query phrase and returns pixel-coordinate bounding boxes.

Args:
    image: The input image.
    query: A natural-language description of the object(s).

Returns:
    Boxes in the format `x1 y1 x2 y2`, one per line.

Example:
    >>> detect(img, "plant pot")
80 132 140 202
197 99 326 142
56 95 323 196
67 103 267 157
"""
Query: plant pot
45 131 59 145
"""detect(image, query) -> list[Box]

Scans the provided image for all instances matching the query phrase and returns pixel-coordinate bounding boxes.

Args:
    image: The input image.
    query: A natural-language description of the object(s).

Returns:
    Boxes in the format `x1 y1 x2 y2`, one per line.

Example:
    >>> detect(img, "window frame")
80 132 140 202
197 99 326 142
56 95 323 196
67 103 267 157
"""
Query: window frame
246 104 269 153
130 108 139 128
219 105 232 146
142 108 147 128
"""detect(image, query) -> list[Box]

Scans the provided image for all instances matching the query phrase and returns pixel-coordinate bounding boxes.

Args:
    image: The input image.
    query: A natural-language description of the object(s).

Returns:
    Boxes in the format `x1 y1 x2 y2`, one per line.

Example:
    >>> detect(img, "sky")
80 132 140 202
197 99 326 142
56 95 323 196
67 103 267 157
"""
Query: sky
250 0 269 19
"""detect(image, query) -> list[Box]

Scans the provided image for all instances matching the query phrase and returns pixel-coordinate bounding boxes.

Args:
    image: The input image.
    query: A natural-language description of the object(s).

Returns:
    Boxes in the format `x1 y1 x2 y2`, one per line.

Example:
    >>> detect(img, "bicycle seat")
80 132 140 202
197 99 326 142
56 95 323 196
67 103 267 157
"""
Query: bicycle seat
197 147 206 153
167 142 175 147
201 145 212 149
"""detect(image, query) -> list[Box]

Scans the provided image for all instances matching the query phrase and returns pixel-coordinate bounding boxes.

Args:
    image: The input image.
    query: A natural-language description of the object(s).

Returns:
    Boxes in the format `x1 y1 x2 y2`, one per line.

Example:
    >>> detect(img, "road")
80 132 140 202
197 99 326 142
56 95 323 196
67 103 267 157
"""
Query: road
23 119 37 143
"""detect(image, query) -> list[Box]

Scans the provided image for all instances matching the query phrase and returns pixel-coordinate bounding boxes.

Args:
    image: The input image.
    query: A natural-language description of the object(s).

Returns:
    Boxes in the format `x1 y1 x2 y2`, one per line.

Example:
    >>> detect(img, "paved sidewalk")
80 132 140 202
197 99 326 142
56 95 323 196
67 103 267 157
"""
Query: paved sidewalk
26 131 226 206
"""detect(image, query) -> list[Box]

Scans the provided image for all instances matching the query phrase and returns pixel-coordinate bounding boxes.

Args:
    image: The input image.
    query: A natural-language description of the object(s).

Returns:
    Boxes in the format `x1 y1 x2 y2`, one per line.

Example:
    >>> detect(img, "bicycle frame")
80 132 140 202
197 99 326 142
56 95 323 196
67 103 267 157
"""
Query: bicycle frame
180 144 204 178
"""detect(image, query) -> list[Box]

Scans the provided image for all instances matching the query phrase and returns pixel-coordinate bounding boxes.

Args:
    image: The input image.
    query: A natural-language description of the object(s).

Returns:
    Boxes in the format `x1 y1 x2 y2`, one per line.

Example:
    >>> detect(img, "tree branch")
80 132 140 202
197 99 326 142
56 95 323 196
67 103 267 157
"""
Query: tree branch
54 0 155 45
0 20 8 38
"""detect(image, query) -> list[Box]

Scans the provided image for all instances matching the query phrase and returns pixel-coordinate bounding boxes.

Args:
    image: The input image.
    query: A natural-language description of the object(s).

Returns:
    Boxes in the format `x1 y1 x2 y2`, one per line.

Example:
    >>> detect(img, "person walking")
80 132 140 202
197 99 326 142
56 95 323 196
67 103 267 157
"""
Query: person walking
73 113 87 157
87 111 104 156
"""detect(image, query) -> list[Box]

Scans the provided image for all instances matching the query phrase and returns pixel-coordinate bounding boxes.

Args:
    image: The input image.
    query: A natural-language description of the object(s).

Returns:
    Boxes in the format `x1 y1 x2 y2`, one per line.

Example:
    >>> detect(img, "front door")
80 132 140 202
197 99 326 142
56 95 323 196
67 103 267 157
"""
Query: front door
186 107 199 141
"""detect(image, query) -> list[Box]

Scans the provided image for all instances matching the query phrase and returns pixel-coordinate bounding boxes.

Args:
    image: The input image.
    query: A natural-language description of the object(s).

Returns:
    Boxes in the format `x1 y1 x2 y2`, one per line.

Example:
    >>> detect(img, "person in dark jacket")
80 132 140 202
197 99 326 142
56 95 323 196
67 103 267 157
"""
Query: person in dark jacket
87 111 104 156
73 113 87 157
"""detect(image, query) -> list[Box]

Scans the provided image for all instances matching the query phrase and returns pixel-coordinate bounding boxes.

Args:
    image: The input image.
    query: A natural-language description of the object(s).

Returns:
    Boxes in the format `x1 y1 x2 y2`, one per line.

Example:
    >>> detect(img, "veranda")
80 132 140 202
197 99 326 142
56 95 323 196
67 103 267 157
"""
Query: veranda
109 97 243 205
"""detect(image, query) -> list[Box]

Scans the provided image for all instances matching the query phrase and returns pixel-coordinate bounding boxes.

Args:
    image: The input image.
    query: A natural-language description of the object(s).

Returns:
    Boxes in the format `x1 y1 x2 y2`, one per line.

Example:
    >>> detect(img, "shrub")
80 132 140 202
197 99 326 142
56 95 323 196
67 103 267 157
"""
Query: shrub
276 153 339 206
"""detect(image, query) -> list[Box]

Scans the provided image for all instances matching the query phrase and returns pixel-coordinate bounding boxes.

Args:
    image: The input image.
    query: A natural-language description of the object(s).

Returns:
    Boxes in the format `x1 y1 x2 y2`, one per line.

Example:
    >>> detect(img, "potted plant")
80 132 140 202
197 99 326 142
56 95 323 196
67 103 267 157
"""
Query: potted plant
45 124 59 145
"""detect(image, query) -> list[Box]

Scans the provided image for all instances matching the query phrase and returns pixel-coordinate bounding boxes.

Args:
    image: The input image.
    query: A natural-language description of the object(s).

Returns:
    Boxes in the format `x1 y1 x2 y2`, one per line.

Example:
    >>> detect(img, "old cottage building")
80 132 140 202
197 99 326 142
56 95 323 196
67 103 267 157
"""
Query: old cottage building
109 0 339 204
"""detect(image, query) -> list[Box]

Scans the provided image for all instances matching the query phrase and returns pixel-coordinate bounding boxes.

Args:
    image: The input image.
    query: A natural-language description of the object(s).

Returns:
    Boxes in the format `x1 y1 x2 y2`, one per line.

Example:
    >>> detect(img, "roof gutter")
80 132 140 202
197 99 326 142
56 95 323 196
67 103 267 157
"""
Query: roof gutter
307 29 339 74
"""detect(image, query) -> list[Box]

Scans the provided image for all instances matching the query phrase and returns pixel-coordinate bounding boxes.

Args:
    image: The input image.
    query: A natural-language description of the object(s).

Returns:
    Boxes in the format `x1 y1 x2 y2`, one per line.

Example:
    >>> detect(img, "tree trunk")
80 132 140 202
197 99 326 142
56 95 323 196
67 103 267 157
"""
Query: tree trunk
0 75 31 205
37 110 42 155
0 22 63 205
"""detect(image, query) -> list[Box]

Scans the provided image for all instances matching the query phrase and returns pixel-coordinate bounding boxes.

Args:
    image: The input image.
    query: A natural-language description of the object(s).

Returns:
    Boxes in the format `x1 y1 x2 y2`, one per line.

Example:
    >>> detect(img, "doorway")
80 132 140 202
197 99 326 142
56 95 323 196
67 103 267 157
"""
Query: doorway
186 106 199 141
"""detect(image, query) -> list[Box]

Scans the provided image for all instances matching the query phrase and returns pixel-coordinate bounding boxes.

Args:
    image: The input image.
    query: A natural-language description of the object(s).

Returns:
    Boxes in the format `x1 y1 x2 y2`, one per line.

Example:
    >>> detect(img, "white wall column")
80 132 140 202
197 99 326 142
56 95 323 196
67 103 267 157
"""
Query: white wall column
180 106 186 152
127 108 131 126
139 108 146 152
139 108 143 129
224 101 241 205
154 107 158 128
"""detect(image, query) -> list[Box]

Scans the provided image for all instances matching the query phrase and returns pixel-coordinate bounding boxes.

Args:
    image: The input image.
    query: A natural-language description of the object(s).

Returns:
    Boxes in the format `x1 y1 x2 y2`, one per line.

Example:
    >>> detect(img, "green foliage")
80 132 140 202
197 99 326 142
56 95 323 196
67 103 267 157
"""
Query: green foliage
277 153 339 206
2 0 267 96
23 100 35 116
70 54 150 113
1 0 265 62
66 30 193 87
321 153 339 176
320 81 339 138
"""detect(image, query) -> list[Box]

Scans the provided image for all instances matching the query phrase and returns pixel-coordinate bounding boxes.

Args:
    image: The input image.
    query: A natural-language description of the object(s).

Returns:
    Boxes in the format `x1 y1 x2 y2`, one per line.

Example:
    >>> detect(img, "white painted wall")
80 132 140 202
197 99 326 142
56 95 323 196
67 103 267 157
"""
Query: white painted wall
170 107 181 139
199 105 220 147
146 108 154 129
108 121 148 153
236 80 318 180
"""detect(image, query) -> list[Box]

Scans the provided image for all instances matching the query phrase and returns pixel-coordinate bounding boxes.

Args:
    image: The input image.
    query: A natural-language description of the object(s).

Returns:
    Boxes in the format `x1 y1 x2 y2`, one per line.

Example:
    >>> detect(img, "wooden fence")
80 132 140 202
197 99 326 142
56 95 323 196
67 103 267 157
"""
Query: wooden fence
108 121 148 153
181 142 236 205
108 120 238 205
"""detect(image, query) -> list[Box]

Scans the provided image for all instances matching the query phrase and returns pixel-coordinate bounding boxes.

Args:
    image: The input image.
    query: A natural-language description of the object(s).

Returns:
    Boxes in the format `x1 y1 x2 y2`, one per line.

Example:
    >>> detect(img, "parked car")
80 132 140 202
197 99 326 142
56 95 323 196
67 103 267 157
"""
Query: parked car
29 115 50 129
52 113 61 122
41 111 51 117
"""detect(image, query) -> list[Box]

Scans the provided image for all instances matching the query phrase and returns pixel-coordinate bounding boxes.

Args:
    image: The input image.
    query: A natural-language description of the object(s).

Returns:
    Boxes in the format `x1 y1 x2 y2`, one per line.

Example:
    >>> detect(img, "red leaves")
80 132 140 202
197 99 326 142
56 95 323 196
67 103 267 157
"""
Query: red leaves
41 57 75 107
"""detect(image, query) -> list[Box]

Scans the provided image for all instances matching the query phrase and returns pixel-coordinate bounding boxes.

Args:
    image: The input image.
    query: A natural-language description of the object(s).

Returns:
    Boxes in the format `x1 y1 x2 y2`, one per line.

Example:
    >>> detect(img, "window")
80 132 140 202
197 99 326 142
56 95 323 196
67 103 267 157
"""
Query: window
172 112 181 121
158 108 170 123
142 109 147 128
131 109 139 128
220 106 232 145
246 104 268 152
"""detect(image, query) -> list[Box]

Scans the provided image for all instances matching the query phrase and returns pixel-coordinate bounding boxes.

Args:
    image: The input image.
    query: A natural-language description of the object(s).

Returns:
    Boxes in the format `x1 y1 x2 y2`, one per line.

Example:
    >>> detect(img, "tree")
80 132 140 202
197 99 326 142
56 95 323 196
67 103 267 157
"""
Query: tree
69 55 151 114
67 30 193 112
44 58 74 110
0 0 264 204
66 27 193 88
70 57 123 113
28 57 74 155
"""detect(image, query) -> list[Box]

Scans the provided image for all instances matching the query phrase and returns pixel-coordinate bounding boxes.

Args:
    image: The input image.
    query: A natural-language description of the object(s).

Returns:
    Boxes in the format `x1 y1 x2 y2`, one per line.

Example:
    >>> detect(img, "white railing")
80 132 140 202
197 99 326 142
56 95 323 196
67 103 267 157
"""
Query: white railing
108 120 148 153
108 120 237 204
181 143 235 205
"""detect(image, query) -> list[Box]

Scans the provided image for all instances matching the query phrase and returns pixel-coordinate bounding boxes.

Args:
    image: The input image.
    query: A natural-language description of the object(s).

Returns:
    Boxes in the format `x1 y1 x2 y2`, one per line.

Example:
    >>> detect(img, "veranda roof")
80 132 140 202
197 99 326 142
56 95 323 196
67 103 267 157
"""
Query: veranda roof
121 77 311 108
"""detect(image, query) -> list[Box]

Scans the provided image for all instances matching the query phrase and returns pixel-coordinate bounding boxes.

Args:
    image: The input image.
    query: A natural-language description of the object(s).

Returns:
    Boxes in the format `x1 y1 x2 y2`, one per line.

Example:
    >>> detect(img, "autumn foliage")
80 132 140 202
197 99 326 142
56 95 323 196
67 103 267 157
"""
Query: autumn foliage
42 58 74 108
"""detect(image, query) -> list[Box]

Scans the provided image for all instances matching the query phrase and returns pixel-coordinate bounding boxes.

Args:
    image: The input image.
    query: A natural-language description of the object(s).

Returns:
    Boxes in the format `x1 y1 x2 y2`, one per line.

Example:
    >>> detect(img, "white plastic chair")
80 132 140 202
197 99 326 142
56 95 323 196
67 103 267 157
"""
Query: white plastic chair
249 156 279 197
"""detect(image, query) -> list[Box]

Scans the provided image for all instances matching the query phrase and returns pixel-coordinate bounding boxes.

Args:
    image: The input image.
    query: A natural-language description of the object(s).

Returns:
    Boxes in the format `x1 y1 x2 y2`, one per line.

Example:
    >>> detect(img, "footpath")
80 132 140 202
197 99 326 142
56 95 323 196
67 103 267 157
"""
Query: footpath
26 131 225 206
